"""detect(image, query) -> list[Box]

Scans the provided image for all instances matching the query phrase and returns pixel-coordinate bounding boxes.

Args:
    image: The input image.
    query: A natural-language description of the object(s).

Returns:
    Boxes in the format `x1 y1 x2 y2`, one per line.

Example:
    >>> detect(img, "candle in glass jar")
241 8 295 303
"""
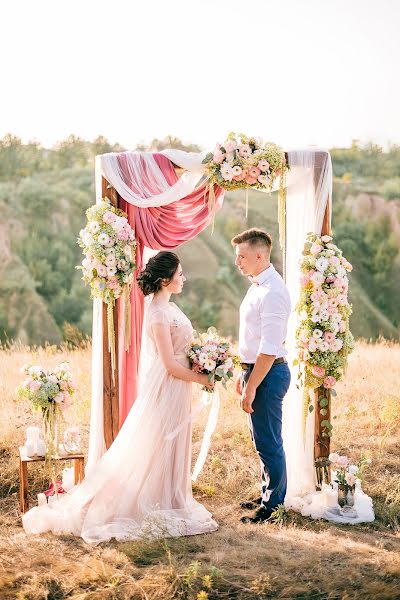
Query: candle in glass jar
36 439 46 456
324 488 338 508
37 493 47 506
26 426 40 444
25 442 35 457
62 467 75 492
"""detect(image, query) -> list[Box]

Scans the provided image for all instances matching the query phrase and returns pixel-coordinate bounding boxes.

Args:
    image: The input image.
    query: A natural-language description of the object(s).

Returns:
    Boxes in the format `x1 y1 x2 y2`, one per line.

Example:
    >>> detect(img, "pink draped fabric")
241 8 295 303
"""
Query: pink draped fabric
117 153 224 426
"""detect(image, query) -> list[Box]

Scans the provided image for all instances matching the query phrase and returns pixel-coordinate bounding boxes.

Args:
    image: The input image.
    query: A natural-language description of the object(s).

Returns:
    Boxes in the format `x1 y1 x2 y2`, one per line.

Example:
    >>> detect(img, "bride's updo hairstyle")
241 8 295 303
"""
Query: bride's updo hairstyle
136 251 180 296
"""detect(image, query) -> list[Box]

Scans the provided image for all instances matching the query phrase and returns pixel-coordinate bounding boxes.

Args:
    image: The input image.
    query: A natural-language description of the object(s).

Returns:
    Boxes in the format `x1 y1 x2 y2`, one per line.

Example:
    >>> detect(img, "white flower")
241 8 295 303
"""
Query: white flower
330 338 343 352
105 247 116 255
111 216 127 232
310 243 323 255
321 235 333 242
105 255 117 268
204 358 216 371
299 309 308 321
320 310 329 321
318 341 329 352
47 375 58 384
82 232 94 247
232 166 242 176
198 352 208 365
221 163 234 181
257 174 271 186
345 473 356 486
88 221 100 233
313 329 323 338
28 366 43 376
311 312 321 323
98 233 110 246
311 272 324 286
337 266 346 278
54 392 64 404
107 266 117 277
348 464 359 475
316 257 329 273
123 246 132 258
308 339 318 352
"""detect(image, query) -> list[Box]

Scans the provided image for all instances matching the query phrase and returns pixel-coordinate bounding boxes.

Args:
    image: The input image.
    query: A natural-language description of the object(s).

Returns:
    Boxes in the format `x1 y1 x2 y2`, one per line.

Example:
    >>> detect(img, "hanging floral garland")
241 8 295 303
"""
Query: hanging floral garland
202 132 288 261
77 200 137 380
294 233 355 437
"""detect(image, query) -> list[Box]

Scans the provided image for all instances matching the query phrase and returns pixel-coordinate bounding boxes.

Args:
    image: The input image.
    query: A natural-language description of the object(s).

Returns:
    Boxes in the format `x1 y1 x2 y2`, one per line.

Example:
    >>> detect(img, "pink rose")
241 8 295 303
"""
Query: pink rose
103 211 116 224
300 273 310 287
238 144 252 157
224 140 237 153
312 365 326 378
258 160 270 171
310 243 323 255
324 332 336 343
326 275 336 283
345 473 356 486
245 176 258 185
329 256 340 266
213 150 225 164
233 173 245 181
328 305 338 316
117 229 129 241
54 392 64 404
29 380 42 391
323 376 336 389
107 278 119 290
249 167 261 178
337 455 349 467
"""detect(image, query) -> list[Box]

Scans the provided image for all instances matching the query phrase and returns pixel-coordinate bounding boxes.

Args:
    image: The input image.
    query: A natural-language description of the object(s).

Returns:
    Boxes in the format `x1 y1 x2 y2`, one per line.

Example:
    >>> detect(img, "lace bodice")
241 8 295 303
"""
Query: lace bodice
146 301 193 358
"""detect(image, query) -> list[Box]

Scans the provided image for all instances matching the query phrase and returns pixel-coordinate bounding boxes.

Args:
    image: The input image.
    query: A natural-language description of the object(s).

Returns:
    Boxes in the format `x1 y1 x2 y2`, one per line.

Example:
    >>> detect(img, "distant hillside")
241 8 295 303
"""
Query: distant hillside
0 136 399 343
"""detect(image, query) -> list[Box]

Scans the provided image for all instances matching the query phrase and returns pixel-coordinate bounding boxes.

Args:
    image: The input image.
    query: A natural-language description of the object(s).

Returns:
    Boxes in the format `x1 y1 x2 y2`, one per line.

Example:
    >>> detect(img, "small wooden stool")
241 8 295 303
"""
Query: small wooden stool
19 447 85 513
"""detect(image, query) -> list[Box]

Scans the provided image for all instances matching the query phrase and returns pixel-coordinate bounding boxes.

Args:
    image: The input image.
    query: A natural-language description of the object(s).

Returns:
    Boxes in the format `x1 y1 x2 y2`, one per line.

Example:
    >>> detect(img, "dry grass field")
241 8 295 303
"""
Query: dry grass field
0 341 399 599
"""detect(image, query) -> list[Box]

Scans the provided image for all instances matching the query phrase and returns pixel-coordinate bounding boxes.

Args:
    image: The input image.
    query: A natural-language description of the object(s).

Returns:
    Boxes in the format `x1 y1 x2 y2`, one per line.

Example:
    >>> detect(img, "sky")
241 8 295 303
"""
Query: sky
1 0 399 151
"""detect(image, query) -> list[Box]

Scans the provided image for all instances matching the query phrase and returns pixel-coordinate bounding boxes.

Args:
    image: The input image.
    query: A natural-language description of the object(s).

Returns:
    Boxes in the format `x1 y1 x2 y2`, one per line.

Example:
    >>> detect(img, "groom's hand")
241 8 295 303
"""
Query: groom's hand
241 385 255 414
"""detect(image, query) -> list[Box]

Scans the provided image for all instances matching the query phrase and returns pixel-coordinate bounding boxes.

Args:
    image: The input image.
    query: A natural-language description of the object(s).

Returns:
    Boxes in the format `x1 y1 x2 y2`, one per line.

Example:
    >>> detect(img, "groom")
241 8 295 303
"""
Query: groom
232 228 291 523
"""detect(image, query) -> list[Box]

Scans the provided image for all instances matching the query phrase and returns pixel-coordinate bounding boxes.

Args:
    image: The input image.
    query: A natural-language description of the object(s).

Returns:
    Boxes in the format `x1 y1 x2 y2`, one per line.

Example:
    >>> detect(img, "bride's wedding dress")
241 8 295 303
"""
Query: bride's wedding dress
22 301 218 544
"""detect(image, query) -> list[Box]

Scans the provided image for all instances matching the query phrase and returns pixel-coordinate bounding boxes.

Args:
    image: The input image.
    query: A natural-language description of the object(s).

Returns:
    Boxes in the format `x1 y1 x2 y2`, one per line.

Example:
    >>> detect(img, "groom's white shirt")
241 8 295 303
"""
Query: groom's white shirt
238 264 291 363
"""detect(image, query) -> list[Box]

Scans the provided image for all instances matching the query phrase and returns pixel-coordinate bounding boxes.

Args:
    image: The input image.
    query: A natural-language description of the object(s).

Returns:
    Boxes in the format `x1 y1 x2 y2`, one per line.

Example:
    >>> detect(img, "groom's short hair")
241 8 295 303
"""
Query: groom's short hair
231 228 272 251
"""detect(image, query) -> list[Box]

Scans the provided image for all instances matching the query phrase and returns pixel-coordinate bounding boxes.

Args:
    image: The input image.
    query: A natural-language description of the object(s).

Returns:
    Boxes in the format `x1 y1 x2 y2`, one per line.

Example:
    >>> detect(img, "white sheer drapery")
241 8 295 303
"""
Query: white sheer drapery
283 150 374 523
283 149 332 501
95 150 207 209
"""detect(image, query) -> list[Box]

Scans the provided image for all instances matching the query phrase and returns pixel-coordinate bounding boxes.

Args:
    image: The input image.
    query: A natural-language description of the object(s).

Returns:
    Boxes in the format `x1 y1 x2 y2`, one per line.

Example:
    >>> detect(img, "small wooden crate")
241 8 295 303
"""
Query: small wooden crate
19 447 85 513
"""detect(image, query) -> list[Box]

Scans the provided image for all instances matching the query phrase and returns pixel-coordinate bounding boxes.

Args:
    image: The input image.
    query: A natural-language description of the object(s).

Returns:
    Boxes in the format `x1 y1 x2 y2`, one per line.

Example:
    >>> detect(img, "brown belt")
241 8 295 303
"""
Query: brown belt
240 357 286 370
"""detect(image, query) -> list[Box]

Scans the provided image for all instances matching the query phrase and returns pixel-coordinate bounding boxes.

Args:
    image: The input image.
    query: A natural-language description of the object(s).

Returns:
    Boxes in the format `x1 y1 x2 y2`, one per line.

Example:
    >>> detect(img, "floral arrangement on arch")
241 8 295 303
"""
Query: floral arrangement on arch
187 327 241 390
77 199 137 377
295 233 355 436
202 133 289 237
202 132 287 192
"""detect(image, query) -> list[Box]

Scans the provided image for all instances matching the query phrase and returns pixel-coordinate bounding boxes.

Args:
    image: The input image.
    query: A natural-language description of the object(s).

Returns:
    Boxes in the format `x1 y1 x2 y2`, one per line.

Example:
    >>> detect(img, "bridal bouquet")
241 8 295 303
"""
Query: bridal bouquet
77 199 137 377
295 233 355 435
187 327 240 390
18 362 75 465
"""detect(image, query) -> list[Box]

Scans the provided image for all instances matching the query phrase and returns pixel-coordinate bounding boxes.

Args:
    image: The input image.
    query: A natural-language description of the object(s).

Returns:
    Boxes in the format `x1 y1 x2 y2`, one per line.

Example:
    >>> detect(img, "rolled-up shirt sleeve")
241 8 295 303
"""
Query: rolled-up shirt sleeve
258 291 289 357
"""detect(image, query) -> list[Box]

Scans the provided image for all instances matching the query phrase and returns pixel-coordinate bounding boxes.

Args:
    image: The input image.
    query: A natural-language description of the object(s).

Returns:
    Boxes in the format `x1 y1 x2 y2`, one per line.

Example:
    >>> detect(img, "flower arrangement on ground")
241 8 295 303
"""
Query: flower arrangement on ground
18 363 75 475
77 199 137 377
295 233 355 436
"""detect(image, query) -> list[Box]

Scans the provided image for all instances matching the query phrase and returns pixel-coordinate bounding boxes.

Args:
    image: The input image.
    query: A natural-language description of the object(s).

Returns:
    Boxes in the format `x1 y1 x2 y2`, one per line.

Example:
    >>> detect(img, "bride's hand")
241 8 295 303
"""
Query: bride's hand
199 373 214 391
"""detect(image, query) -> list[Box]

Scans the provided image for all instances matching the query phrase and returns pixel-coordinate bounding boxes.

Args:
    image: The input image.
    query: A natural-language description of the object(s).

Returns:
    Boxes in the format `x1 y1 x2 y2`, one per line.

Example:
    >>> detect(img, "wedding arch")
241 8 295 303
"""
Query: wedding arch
86 145 334 509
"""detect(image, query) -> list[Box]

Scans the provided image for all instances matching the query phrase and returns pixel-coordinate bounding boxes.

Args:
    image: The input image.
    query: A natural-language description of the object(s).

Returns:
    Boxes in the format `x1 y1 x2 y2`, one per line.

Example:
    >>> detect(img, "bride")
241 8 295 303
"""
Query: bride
22 251 218 544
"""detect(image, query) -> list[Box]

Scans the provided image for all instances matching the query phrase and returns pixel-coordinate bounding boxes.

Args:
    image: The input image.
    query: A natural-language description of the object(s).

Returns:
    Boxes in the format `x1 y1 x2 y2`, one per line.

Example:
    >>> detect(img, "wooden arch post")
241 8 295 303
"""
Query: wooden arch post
101 176 120 449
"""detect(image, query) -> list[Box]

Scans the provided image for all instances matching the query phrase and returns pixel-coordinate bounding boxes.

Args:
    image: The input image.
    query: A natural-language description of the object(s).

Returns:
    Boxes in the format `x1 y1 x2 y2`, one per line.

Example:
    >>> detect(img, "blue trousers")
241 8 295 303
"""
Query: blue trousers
243 362 291 510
